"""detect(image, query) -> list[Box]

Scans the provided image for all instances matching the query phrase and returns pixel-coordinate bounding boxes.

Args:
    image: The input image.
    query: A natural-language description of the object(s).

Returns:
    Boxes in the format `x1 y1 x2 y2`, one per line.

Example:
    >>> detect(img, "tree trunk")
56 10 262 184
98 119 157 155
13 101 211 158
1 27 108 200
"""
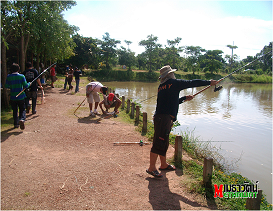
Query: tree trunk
1 41 10 108
20 33 25 72
36 53 40 72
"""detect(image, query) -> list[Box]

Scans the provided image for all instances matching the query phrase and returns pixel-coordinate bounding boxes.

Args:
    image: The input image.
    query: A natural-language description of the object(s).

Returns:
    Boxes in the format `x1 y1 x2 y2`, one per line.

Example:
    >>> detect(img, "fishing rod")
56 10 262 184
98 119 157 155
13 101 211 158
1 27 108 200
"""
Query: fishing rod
192 50 272 97
138 51 272 103
16 63 57 98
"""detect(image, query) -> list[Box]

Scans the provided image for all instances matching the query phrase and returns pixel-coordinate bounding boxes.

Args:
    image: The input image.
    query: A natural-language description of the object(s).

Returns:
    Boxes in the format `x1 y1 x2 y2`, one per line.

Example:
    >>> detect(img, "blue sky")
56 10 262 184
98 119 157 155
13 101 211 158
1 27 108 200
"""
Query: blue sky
63 0 272 60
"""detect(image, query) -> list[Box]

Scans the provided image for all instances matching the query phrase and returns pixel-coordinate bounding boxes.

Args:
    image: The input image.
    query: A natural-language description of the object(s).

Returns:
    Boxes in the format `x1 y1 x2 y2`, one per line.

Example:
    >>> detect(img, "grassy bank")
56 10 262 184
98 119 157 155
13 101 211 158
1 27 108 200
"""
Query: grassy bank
82 68 272 83
115 100 272 210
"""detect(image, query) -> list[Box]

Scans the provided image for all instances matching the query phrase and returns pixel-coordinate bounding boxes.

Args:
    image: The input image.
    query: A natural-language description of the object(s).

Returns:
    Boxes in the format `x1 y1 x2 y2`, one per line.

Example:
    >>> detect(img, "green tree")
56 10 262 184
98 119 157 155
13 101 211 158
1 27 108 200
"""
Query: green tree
184 46 206 74
1 0 76 71
124 40 132 50
98 32 121 69
165 37 183 69
139 34 161 72
1 0 15 107
227 42 238 71
117 46 137 71
256 42 272 74
1 1 76 108
200 50 224 74
137 53 147 70
65 34 100 69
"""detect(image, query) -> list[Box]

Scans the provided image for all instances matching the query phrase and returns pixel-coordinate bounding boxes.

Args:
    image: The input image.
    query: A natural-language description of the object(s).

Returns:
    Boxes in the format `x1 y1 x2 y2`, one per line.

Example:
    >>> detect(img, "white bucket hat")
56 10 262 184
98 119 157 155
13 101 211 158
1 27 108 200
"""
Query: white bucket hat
159 65 176 79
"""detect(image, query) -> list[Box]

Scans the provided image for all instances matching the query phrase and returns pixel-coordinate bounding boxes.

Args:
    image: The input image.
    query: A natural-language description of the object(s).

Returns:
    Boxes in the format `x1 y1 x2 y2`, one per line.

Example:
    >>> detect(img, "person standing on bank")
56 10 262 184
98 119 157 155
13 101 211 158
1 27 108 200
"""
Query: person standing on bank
23 62 43 114
5 63 30 130
67 66 74 90
146 65 218 178
50 64 56 88
73 67 82 93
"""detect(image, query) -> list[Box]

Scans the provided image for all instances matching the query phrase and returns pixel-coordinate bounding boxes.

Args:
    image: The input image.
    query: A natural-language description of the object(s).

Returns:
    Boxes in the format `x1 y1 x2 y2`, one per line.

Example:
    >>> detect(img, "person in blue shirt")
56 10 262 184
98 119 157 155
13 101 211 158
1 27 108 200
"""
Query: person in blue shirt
5 63 30 129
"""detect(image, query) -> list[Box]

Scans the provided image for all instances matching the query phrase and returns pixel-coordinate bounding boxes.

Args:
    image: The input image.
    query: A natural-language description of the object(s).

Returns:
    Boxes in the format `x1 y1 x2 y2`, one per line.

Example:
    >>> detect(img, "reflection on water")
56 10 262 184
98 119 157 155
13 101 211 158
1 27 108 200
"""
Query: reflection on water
104 81 272 203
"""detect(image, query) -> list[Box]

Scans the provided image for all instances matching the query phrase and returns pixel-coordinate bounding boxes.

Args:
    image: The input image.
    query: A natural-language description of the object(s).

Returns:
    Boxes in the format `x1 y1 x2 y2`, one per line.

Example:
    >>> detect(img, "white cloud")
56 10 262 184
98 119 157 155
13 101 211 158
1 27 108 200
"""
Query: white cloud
64 0 272 59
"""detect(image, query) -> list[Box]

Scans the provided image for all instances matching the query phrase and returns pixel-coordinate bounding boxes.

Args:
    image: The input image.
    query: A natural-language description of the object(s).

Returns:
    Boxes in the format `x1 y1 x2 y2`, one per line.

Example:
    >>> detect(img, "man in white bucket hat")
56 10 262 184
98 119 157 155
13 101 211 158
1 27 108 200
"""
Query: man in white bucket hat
146 65 217 178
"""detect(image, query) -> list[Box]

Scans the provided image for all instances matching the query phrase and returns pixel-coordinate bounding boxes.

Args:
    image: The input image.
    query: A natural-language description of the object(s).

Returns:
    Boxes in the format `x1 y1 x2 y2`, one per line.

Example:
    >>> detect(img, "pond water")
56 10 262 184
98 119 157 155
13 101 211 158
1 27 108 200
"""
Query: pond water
104 81 272 203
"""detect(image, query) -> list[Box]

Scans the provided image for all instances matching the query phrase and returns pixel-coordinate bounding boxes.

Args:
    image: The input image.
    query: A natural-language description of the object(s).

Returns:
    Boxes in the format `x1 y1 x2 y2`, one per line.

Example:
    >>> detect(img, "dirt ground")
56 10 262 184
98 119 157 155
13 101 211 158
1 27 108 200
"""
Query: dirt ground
1 85 214 210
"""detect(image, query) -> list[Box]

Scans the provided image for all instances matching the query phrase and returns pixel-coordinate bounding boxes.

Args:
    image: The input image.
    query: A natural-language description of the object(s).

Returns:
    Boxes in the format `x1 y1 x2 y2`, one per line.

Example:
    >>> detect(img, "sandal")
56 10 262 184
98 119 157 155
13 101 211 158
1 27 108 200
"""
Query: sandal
159 164 176 171
146 169 163 178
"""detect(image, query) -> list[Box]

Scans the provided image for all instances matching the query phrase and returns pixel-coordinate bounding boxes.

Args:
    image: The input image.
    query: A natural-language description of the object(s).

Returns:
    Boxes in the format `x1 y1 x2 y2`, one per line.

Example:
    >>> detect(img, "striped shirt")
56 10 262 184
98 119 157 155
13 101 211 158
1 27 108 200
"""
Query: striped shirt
5 73 30 101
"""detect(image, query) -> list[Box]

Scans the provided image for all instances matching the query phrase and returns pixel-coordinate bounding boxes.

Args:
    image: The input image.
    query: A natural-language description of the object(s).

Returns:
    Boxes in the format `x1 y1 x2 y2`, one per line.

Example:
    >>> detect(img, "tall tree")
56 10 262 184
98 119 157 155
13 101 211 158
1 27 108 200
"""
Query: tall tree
98 32 120 69
139 34 161 72
1 1 76 108
117 46 137 71
165 37 183 69
227 41 238 71
1 0 15 107
184 46 206 74
5 1 76 71
66 34 100 69
200 50 224 74
124 40 132 50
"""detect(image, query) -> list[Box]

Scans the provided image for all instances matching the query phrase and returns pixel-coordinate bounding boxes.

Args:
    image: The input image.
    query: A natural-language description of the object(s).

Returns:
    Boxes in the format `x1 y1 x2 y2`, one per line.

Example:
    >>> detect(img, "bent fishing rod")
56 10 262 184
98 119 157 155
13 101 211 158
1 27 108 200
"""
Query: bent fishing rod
192 50 272 97
16 63 57 98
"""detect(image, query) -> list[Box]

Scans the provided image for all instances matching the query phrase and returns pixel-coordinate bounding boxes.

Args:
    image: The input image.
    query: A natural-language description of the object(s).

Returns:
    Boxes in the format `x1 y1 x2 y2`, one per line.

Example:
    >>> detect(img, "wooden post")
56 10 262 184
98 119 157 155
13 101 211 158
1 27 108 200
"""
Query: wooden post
122 96 125 109
131 103 135 118
203 157 213 184
126 99 130 113
109 88 112 93
246 189 262 210
135 106 140 124
142 112 147 133
174 136 183 164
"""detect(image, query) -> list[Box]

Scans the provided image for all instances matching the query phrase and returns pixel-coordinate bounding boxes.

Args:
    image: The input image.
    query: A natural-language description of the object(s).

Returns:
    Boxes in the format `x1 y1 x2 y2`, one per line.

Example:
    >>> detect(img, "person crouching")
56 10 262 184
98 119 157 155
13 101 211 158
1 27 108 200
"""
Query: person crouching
99 93 121 115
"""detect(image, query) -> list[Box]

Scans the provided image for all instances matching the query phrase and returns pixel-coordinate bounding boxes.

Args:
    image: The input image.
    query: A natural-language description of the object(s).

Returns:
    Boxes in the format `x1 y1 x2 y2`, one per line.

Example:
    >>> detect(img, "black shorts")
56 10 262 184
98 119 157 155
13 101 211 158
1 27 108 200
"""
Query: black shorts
151 114 173 156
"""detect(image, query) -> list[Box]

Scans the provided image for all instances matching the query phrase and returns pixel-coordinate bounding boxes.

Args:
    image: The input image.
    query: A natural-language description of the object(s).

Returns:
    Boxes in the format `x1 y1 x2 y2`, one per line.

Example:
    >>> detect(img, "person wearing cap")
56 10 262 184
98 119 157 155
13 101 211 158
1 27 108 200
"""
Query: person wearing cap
86 81 108 116
99 93 121 114
146 65 218 178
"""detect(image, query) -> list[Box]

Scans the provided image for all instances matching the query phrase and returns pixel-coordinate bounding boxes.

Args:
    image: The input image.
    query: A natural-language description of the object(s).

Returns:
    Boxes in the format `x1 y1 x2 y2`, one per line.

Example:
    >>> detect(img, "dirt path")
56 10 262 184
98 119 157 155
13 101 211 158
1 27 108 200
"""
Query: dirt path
1 86 212 210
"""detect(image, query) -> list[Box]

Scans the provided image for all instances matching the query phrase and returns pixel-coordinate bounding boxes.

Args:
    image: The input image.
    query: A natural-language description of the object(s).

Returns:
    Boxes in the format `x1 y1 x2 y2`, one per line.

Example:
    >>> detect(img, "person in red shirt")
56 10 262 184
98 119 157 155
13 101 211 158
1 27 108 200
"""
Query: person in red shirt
50 64 56 88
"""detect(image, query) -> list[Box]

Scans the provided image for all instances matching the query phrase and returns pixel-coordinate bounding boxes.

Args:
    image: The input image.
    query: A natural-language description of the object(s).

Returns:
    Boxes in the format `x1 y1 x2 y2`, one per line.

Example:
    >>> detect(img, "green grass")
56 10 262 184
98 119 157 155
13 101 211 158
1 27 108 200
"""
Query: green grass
1 107 14 130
